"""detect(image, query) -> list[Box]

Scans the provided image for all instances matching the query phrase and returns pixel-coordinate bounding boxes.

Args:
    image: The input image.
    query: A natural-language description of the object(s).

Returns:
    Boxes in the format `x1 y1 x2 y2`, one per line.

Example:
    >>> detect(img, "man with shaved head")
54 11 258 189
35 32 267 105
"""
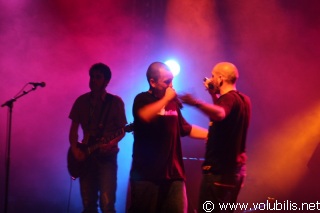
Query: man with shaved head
180 62 251 213
128 62 208 213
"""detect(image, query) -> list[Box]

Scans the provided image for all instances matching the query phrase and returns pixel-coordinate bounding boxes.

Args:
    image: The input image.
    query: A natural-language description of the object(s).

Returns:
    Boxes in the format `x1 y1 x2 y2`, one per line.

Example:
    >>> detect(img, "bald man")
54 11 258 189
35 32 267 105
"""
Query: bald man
128 62 208 213
179 62 251 213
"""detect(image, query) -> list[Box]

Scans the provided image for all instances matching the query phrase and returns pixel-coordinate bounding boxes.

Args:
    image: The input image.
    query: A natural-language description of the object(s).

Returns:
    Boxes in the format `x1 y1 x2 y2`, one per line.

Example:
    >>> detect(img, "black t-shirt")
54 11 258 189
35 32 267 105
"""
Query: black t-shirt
130 92 192 181
69 92 127 154
203 90 251 174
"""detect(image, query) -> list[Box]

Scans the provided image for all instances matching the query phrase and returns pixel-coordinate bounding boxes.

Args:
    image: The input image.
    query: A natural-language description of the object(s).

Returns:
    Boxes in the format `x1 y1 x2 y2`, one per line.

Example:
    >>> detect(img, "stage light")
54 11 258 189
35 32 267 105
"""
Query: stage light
165 59 180 76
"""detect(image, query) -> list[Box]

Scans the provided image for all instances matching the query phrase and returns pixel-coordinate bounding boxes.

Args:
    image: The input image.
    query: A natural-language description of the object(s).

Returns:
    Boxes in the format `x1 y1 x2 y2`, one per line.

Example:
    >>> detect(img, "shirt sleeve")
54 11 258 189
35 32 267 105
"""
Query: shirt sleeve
132 92 152 120
68 97 81 123
217 93 234 117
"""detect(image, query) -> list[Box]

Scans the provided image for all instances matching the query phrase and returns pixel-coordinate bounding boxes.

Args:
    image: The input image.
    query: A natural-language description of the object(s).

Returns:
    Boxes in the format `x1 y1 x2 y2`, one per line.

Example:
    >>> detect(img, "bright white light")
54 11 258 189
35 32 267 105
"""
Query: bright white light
165 59 180 76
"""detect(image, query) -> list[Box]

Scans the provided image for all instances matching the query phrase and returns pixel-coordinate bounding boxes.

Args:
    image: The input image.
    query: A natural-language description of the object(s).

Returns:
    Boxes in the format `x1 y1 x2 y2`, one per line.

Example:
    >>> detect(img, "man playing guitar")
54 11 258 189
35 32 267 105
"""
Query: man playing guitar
68 63 128 213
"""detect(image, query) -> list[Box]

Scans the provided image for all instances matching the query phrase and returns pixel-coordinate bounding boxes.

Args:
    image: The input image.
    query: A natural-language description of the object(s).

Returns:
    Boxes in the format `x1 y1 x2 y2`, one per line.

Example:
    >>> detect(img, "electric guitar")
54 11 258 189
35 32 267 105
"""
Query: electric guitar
67 123 133 179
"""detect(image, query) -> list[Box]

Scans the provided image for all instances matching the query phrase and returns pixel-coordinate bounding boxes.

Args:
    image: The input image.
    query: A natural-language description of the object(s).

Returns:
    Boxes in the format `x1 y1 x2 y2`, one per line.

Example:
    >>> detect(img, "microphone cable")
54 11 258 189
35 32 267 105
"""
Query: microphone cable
67 177 74 213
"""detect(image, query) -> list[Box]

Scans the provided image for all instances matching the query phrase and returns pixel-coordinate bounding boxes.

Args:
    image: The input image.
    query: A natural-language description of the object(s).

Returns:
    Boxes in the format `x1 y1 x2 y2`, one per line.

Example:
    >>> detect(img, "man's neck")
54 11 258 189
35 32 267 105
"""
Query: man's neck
148 89 163 99
91 90 107 100
220 85 236 95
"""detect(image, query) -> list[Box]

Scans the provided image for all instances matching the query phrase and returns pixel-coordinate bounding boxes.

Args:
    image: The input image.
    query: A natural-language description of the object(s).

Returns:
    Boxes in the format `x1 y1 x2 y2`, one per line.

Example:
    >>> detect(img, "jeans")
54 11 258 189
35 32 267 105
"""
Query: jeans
128 180 187 213
198 172 245 213
79 154 117 213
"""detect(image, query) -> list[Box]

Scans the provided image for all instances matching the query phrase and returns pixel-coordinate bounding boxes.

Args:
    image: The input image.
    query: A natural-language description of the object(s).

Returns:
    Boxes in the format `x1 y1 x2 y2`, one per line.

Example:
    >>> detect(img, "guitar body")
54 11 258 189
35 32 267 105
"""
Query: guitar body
67 123 134 179
67 143 91 179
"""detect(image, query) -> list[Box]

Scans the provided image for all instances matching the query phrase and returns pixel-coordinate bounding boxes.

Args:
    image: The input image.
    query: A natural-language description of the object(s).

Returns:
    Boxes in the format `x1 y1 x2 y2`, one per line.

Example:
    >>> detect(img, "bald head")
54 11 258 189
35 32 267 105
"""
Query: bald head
213 62 239 84
146 62 170 83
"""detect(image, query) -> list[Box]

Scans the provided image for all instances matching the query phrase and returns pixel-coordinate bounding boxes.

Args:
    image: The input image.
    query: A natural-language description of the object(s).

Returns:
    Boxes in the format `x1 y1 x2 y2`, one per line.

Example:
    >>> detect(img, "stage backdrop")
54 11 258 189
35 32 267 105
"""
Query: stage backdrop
1 0 320 212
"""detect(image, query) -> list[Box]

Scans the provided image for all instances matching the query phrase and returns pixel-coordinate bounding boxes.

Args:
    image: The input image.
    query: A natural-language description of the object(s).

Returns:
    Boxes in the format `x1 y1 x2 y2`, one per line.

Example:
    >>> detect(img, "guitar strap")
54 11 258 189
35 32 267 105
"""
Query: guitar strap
97 93 114 136
84 93 113 146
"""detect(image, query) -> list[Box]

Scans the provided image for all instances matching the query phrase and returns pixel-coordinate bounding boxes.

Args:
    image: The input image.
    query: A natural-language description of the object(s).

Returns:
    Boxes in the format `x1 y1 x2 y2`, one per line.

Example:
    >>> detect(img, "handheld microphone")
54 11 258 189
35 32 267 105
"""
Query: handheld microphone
203 77 214 89
29 82 46 87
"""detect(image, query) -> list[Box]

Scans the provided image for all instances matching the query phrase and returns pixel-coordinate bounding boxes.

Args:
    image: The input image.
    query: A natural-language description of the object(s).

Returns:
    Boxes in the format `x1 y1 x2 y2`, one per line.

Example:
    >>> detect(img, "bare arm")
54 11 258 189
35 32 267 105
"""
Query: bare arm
138 97 170 122
69 121 86 160
179 93 226 121
100 131 125 152
189 125 208 140
194 101 226 121
138 88 176 122
69 121 79 148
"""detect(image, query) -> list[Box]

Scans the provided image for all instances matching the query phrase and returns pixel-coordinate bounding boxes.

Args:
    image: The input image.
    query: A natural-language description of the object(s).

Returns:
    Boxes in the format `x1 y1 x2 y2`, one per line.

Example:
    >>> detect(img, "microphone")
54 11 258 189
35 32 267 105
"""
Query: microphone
29 82 46 87
203 77 214 89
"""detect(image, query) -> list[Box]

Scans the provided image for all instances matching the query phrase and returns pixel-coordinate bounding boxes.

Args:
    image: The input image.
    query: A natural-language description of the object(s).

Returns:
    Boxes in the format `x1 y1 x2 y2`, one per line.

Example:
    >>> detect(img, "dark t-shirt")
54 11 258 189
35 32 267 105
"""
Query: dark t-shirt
130 92 192 181
69 92 127 154
203 90 251 174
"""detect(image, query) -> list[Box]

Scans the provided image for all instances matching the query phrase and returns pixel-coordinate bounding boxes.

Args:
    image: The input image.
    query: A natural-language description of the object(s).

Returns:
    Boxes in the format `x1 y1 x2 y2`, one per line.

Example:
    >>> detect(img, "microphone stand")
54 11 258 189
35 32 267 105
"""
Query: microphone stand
1 85 40 213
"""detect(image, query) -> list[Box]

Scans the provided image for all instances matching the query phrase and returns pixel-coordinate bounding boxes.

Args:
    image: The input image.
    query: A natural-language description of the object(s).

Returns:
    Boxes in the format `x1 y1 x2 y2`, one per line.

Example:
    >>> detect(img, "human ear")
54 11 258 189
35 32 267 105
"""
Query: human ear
150 78 156 88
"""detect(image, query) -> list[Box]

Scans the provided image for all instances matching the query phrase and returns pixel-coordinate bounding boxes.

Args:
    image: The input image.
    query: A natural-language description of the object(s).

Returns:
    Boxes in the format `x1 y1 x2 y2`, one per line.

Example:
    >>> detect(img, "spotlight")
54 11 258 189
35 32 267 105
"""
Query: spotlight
165 59 180 76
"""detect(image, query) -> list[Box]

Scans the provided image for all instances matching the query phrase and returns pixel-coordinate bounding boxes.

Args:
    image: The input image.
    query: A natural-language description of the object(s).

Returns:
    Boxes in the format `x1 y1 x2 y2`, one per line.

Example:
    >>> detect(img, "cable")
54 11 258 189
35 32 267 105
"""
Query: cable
67 177 74 213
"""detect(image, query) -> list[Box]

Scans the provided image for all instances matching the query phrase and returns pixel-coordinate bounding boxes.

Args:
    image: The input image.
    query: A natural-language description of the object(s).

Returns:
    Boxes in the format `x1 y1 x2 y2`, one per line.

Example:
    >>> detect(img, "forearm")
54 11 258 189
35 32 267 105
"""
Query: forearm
138 98 170 122
194 100 225 121
100 132 125 152
189 125 208 140
69 121 79 148
180 93 225 121
69 133 78 147
108 132 125 145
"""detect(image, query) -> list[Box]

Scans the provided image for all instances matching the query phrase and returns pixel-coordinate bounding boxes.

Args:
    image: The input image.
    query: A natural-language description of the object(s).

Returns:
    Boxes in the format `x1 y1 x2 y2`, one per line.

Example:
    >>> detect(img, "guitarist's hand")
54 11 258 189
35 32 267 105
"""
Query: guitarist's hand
99 137 117 154
71 145 86 161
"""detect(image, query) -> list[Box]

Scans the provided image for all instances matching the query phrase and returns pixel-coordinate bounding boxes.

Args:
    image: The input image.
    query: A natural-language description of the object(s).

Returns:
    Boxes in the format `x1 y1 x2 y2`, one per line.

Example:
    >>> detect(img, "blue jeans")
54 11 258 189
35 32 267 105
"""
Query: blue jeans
79 154 117 213
128 180 187 213
198 172 245 213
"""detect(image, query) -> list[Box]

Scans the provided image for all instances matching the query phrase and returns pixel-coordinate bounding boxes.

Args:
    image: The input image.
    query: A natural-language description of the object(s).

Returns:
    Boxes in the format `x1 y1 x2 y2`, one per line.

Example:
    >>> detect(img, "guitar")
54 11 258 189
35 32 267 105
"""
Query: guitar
67 123 133 179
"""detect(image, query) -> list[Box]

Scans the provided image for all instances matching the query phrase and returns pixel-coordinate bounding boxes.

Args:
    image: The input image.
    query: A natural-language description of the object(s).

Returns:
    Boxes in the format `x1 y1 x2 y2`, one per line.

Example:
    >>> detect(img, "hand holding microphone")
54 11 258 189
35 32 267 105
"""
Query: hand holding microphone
164 87 177 101
164 87 184 109
203 77 214 90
